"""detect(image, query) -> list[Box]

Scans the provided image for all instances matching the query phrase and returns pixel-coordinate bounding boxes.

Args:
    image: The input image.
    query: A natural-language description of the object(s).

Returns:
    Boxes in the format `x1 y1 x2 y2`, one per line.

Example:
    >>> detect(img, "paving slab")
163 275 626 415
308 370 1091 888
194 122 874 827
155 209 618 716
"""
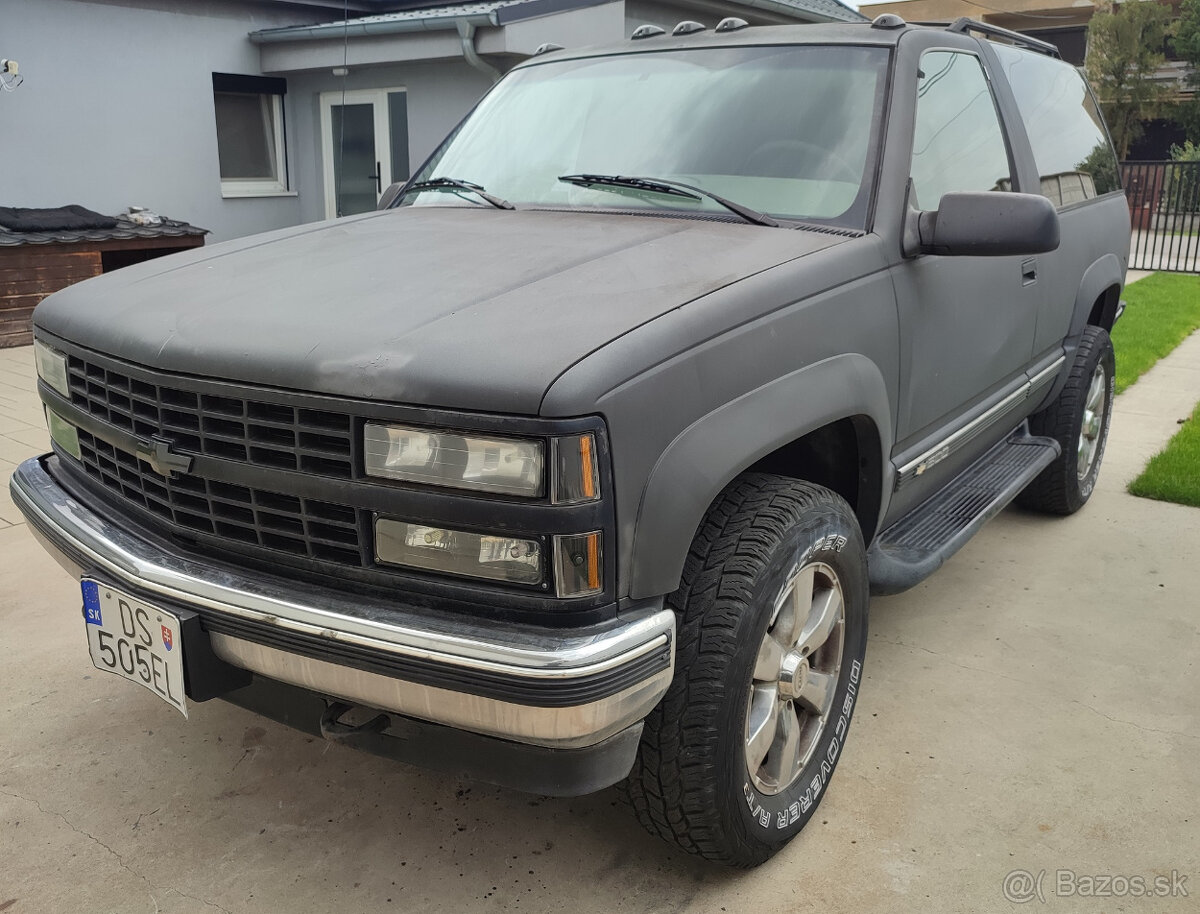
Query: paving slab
1 328 1198 914
1105 331 1200 484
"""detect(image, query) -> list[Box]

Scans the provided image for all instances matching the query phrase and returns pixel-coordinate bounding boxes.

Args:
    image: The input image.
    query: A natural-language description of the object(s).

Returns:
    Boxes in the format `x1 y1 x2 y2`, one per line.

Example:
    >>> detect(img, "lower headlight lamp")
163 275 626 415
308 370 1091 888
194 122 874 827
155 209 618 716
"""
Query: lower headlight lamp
45 406 82 460
375 517 543 585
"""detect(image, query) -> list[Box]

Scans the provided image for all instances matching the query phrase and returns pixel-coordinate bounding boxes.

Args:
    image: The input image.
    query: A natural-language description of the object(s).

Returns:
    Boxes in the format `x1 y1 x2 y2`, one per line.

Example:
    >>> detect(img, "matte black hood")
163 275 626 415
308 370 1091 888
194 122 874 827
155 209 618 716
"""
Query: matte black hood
34 207 845 414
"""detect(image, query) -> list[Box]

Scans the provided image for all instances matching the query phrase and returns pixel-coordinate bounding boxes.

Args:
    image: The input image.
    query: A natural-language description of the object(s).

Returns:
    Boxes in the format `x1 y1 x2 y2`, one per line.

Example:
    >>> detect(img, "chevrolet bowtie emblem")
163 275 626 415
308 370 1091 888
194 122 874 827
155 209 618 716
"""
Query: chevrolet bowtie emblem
136 435 193 478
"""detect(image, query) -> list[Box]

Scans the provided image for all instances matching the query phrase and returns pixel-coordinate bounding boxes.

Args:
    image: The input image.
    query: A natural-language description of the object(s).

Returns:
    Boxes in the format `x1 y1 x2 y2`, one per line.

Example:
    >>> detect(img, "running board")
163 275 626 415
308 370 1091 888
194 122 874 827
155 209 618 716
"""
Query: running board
868 431 1060 595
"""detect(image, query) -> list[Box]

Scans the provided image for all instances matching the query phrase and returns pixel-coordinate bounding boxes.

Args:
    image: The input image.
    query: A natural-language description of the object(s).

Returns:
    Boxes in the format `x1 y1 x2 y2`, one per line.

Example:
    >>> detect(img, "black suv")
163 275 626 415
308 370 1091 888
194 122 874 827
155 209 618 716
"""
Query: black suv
13 16 1130 866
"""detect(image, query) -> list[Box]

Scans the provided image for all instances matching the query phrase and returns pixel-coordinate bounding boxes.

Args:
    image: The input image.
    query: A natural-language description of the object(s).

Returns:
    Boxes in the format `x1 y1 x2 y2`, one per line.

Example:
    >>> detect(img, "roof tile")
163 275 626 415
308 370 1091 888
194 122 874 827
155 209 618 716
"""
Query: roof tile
0 215 208 248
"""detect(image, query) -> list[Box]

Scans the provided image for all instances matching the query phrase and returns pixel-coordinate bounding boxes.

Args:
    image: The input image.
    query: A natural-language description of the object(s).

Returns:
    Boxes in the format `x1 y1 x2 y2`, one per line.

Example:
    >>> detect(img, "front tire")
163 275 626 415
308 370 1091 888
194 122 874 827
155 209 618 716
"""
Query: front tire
623 474 868 867
1018 325 1115 515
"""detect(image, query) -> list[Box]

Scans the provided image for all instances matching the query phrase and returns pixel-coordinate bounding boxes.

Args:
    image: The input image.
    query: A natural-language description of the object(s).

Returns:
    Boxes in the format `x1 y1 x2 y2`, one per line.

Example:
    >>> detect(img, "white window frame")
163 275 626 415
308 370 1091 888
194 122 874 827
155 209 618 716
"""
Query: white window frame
214 79 292 199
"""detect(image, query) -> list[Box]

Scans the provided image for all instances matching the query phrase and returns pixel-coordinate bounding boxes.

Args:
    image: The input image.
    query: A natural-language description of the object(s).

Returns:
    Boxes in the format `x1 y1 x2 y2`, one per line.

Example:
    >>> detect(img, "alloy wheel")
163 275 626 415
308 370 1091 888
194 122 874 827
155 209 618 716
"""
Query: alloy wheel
744 561 845 795
1077 362 1109 480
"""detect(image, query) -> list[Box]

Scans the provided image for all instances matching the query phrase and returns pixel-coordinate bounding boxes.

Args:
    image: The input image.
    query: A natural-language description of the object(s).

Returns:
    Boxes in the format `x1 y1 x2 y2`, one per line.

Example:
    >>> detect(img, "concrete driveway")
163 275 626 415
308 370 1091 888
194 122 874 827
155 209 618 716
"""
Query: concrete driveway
2 334 1198 914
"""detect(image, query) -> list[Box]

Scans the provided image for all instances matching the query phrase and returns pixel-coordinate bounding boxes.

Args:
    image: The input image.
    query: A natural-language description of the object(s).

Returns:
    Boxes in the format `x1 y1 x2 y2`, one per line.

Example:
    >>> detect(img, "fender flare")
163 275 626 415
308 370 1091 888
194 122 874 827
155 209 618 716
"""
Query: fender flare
628 353 893 599
1069 253 1124 338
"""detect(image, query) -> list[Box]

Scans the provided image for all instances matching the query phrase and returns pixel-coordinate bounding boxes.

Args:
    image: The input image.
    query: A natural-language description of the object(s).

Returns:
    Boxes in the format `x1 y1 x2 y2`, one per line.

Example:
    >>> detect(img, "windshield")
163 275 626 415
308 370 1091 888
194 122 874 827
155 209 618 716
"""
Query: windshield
405 45 891 227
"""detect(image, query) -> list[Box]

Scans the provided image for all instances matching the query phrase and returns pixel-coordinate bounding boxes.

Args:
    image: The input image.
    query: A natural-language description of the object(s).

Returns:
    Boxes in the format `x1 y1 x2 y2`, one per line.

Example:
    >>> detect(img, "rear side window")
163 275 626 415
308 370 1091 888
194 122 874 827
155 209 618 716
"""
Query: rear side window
991 44 1121 206
910 50 1012 210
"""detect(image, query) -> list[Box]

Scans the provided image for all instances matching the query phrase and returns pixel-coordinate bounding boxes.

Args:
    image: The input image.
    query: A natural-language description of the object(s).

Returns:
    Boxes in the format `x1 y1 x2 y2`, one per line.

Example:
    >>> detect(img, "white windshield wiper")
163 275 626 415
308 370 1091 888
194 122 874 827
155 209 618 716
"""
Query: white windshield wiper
400 177 514 211
557 174 779 227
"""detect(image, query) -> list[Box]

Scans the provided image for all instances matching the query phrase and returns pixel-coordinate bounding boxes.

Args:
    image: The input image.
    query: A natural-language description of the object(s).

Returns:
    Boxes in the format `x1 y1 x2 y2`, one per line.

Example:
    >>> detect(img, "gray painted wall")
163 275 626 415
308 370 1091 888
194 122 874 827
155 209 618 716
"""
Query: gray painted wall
0 0 321 242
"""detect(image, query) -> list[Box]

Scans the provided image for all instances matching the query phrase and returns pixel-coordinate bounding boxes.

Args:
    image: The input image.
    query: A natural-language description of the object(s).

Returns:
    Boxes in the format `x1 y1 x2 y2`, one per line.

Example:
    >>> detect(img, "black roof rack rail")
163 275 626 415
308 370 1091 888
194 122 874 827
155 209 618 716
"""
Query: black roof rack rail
947 17 1060 59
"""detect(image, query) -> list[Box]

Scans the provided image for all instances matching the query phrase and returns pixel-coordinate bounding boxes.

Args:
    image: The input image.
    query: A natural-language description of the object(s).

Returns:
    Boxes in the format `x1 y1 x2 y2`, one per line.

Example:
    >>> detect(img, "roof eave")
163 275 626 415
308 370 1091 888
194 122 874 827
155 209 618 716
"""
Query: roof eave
250 11 499 43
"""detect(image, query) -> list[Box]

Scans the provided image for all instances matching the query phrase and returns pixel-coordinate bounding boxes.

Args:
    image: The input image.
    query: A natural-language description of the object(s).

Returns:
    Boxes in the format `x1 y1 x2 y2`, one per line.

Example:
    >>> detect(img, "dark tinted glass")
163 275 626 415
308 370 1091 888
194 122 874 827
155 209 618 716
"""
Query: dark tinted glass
1023 26 1087 66
214 92 276 180
910 51 1012 210
331 103 377 217
992 43 1121 206
388 91 410 182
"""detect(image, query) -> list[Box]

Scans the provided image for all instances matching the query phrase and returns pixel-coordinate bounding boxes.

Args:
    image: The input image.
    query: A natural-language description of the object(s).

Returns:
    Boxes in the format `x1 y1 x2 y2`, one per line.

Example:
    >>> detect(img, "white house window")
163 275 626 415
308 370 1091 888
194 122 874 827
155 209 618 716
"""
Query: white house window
212 73 289 197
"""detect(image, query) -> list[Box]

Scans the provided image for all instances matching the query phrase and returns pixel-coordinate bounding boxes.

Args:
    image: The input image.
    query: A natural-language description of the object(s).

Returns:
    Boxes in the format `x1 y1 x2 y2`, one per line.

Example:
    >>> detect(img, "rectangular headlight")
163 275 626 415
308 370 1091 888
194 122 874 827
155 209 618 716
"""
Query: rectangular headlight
375 517 543 585
34 339 70 398
364 423 544 497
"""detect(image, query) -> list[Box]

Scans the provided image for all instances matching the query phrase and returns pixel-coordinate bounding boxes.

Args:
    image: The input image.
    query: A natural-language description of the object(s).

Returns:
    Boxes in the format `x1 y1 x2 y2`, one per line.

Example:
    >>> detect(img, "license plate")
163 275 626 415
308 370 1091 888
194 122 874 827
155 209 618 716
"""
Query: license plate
82 580 187 718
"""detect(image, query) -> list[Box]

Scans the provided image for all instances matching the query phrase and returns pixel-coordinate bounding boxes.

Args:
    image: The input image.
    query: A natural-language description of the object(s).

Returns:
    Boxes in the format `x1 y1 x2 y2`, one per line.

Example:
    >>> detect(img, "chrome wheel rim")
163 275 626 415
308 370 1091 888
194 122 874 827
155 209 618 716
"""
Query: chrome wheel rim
744 561 845 796
1077 363 1108 480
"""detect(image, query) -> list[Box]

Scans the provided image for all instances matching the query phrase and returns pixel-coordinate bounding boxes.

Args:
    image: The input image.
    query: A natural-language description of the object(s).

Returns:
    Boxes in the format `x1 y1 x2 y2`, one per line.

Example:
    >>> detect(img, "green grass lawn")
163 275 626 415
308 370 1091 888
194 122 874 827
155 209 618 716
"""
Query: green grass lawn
1129 401 1200 507
1111 272 1200 394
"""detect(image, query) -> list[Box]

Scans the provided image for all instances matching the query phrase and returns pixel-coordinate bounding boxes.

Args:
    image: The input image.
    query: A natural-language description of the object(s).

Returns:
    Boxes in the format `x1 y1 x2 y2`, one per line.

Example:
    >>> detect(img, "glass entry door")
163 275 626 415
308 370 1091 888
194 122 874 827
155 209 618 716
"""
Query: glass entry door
320 88 410 218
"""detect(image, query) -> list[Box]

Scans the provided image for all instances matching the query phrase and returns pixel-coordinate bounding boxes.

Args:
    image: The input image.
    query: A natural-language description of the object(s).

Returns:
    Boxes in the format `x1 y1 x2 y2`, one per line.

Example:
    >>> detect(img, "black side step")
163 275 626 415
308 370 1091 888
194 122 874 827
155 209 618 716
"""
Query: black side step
868 431 1060 595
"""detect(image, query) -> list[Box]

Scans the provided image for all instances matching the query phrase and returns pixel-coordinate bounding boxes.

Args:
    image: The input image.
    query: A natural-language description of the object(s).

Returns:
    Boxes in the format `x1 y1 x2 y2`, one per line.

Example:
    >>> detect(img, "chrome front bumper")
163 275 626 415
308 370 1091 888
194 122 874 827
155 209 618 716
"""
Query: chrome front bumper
10 456 675 750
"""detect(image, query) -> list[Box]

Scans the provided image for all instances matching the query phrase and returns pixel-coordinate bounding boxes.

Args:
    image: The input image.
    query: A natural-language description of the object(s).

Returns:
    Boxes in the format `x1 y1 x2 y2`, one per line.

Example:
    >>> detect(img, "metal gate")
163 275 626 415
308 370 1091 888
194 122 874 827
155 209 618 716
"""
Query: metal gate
1123 161 1200 273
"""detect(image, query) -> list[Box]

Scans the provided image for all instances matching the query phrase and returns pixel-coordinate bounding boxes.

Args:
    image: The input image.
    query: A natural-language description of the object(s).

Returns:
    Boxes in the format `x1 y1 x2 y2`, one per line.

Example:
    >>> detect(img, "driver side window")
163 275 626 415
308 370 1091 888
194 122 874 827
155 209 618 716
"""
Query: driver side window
910 50 1012 210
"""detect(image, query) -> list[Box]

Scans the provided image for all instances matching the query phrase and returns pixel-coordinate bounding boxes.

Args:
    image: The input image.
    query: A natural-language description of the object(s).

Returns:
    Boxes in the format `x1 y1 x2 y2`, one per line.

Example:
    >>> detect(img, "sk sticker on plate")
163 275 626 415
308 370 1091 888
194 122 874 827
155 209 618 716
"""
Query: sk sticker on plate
82 579 103 626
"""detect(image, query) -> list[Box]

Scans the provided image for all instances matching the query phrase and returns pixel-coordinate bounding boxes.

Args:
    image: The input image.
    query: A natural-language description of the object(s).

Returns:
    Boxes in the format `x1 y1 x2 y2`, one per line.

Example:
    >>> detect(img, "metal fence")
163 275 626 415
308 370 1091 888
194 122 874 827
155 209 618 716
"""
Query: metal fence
1123 160 1200 273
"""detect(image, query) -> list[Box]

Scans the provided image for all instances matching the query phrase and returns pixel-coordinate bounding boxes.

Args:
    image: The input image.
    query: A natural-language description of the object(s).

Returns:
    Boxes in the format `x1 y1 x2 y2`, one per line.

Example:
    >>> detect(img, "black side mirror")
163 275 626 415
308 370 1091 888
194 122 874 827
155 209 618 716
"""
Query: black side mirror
903 190 1060 257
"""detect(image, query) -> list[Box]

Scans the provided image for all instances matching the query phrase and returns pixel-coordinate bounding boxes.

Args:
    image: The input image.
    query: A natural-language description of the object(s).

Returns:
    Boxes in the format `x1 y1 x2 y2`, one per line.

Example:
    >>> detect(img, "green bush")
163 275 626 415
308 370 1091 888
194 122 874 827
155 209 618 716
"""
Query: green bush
1164 141 1200 214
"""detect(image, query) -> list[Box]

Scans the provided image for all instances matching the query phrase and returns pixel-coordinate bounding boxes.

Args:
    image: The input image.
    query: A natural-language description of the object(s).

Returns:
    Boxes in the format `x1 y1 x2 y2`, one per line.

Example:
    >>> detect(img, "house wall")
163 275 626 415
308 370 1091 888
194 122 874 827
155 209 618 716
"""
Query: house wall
862 0 1094 25
0 0 326 243
480 2 629 54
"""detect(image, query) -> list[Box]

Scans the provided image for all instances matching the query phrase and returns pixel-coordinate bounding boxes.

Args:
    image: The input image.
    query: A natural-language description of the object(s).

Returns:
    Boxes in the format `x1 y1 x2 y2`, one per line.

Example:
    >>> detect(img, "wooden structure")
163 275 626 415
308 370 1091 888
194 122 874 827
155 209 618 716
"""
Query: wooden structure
0 219 207 348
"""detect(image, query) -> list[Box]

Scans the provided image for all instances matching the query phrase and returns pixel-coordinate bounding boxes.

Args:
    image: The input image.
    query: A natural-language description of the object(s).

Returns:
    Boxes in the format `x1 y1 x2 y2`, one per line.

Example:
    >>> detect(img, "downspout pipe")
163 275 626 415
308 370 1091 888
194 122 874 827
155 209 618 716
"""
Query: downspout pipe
456 19 502 83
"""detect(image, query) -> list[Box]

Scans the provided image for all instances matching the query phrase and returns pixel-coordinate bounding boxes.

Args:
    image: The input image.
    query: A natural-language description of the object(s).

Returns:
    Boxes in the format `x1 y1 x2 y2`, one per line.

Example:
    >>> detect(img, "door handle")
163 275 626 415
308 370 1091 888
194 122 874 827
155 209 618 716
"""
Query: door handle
370 161 381 193
1021 257 1038 285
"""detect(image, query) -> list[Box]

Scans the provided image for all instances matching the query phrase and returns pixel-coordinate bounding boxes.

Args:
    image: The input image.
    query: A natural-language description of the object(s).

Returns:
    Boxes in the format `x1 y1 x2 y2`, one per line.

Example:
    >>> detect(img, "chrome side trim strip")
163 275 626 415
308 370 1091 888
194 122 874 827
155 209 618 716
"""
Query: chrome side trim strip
897 385 1029 481
10 457 674 682
1028 355 1066 392
896 356 1066 487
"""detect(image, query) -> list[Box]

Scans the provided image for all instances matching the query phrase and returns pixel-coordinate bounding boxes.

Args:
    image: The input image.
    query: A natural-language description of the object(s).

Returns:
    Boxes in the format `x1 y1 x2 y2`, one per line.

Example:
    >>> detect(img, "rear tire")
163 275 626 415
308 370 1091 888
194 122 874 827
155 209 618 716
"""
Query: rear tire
1018 326 1115 515
623 473 868 867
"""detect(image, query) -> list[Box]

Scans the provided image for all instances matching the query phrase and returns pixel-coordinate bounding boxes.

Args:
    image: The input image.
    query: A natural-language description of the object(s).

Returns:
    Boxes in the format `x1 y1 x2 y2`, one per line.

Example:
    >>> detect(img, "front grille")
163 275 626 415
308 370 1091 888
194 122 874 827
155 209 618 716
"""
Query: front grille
44 342 615 617
66 355 354 479
77 430 365 566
